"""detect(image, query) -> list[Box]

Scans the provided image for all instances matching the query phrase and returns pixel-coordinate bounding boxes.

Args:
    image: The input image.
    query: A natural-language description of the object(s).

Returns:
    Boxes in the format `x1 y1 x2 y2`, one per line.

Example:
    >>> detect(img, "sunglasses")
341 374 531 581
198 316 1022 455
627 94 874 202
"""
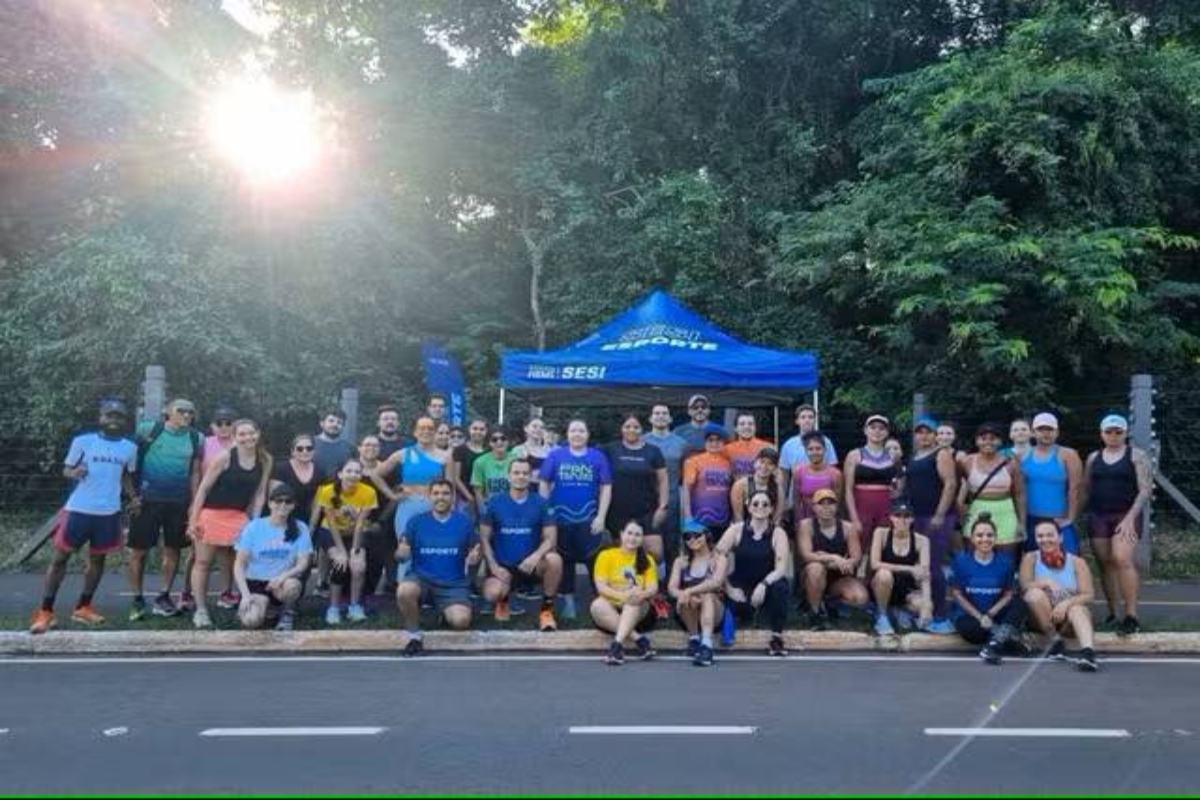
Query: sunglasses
214 420 234 426
816 499 838 506
294 445 314 452
269 497 296 505
1102 428 1126 435
175 409 196 415
683 532 705 542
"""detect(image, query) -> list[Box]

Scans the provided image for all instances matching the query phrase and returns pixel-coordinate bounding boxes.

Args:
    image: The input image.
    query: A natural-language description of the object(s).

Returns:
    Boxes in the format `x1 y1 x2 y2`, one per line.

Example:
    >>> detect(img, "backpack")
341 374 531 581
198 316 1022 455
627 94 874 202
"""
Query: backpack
136 421 203 478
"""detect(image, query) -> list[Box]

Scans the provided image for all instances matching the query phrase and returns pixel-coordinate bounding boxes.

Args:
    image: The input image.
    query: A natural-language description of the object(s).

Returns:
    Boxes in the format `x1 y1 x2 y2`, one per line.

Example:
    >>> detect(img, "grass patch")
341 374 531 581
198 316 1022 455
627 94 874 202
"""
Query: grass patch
1147 520 1200 582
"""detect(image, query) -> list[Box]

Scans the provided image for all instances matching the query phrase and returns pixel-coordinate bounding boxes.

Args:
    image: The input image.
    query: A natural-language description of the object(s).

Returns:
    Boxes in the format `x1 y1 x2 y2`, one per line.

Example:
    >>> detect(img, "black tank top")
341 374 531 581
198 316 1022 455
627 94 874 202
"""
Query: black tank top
812 520 849 558
906 449 944 516
855 448 898 486
729 522 775 587
881 528 919 567
1089 448 1138 513
206 453 263 510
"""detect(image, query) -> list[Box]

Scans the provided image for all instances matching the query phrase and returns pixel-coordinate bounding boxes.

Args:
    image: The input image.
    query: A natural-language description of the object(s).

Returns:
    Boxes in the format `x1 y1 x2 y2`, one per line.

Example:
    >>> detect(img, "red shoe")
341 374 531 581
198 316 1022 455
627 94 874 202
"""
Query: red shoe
71 605 106 626
651 594 671 620
538 608 558 632
29 608 56 634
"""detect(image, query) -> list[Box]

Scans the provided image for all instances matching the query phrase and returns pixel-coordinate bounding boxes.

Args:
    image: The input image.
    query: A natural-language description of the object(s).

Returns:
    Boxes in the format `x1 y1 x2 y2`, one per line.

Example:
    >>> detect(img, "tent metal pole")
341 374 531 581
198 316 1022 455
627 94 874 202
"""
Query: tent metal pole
498 388 506 426
813 389 820 429
773 406 779 444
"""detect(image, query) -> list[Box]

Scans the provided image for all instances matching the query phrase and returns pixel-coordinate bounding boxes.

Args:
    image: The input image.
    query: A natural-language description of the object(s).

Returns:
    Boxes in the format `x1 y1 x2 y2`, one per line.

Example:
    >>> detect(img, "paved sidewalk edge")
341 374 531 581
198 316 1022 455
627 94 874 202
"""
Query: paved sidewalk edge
3 629 1198 655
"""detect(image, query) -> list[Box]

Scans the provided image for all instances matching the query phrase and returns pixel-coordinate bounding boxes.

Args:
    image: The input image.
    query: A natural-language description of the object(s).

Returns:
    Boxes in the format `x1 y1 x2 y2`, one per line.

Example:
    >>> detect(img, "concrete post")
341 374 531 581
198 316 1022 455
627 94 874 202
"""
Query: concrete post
913 393 928 448
1129 374 1155 570
340 387 359 444
142 365 166 423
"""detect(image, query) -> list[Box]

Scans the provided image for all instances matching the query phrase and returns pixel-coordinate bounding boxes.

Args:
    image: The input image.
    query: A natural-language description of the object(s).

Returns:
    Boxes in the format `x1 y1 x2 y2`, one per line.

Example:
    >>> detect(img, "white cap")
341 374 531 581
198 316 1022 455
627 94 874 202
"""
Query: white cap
1100 414 1128 431
1032 412 1058 430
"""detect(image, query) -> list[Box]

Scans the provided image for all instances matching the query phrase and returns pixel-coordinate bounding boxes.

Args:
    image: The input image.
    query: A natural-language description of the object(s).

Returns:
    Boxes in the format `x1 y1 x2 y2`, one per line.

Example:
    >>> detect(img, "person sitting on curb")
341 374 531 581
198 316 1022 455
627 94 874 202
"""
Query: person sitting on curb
668 521 728 666
715 489 791 656
869 498 933 636
233 484 312 631
797 488 869 630
1019 519 1099 672
395 479 481 657
310 458 378 625
949 513 1027 664
592 520 659 666
479 458 563 631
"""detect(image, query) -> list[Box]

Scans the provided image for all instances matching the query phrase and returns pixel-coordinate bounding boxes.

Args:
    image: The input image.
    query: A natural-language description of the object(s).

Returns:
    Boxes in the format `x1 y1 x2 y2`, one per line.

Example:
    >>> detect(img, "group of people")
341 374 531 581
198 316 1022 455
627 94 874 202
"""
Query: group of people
30 393 1153 672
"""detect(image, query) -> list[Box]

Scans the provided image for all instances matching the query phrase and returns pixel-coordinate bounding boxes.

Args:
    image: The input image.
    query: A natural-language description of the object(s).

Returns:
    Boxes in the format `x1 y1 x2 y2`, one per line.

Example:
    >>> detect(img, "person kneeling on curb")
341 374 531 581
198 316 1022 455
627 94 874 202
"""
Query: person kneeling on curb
395 479 480 657
592 520 659 665
479 458 563 631
234 485 312 631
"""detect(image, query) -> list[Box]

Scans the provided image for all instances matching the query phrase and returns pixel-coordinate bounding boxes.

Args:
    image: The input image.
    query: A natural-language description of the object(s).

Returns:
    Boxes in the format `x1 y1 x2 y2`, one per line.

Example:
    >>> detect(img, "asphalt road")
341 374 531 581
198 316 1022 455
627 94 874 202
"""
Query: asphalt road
1 654 1197 792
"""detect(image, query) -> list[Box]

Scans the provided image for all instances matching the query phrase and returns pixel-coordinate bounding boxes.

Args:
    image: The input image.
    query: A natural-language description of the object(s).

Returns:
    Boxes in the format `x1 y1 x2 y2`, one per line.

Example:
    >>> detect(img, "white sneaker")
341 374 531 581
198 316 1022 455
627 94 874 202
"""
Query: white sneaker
192 608 213 629
325 606 343 626
346 603 367 623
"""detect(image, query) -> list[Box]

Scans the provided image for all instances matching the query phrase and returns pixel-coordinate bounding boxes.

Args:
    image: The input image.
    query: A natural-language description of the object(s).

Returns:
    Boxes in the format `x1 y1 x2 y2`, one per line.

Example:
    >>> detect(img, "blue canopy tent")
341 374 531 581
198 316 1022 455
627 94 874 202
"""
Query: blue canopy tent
499 290 820 433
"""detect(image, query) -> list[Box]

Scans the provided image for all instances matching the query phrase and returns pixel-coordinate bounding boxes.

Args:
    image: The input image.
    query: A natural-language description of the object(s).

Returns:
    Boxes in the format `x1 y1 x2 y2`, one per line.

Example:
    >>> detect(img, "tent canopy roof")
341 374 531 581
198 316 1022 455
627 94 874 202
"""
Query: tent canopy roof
499 290 818 407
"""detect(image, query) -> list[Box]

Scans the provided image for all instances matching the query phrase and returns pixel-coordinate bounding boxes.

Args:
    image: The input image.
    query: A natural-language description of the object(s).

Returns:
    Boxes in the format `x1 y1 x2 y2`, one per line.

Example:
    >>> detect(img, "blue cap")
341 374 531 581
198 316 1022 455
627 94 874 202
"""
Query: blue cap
682 518 707 535
913 416 938 431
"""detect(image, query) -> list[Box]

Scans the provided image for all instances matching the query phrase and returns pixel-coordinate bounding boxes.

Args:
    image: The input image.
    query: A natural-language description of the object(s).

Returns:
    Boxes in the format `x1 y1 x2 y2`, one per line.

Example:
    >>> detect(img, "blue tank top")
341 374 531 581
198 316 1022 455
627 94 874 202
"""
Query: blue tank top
906 449 944 516
1033 552 1078 594
400 446 444 485
1022 446 1068 517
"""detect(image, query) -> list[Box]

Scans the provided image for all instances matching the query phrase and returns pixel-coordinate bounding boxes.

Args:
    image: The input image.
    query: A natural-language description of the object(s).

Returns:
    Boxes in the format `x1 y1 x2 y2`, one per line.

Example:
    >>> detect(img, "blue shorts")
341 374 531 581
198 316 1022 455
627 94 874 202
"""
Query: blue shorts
401 576 470 610
55 510 123 554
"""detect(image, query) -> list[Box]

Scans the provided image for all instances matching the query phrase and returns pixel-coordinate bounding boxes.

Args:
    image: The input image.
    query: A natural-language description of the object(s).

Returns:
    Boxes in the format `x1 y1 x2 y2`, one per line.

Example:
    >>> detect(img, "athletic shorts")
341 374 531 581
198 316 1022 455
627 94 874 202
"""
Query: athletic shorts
492 561 540 594
401 576 470 610
196 508 248 547
55 510 123 554
127 501 189 550
246 578 283 607
963 497 1020 545
1089 512 1142 540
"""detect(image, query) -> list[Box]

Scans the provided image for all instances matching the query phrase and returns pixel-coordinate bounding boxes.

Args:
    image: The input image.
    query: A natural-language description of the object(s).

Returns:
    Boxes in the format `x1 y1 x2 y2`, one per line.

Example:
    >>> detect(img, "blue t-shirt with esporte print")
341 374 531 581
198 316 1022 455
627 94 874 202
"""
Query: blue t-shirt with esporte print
404 509 476 585
950 551 1015 615
483 492 552 565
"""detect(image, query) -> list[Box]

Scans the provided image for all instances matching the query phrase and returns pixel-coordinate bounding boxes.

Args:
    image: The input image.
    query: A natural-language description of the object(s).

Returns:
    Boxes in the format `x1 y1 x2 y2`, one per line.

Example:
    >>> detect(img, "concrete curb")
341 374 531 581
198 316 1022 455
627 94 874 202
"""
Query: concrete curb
3 629 1199 656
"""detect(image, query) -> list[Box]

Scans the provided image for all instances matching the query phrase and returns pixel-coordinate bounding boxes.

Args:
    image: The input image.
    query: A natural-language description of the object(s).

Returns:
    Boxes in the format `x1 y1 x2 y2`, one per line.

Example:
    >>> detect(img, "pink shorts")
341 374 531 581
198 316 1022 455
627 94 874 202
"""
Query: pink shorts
196 508 249 547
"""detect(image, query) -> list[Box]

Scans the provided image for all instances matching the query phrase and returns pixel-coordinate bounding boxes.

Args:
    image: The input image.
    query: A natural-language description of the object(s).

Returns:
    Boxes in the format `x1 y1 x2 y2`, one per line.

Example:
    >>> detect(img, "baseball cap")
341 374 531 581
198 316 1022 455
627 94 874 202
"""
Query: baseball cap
913 416 938 432
98 398 129 416
688 394 710 408
170 398 196 413
890 497 915 515
268 484 297 503
812 488 838 504
865 414 890 429
1032 412 1058 430
213 404 238 421
682 518 707 535
756 446 780 464
1100 414 1128 431
704 429 726 441
975 421 1004 438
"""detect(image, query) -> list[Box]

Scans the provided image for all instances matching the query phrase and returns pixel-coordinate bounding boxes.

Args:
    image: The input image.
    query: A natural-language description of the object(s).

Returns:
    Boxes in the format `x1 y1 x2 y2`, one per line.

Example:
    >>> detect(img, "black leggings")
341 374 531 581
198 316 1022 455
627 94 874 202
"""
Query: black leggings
728 579 790 635
954 597 1028 644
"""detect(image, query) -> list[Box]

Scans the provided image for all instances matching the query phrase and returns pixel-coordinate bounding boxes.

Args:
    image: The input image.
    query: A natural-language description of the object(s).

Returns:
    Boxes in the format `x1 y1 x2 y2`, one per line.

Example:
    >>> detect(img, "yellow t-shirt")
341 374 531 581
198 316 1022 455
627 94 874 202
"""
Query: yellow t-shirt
314 482 378 538
593 547 657 604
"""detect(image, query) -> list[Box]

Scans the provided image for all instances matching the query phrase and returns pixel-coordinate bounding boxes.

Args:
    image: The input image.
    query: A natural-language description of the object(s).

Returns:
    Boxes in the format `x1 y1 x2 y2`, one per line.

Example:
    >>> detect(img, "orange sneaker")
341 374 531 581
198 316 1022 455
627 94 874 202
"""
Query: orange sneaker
494 598 511 622
538 607 557 632
71 605 106 626
29 608 56 634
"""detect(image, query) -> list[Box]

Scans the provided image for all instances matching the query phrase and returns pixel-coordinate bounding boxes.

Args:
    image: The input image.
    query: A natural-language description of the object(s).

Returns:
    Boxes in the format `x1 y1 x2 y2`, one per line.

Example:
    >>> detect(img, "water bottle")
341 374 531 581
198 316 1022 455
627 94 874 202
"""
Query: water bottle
720 605 736 647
